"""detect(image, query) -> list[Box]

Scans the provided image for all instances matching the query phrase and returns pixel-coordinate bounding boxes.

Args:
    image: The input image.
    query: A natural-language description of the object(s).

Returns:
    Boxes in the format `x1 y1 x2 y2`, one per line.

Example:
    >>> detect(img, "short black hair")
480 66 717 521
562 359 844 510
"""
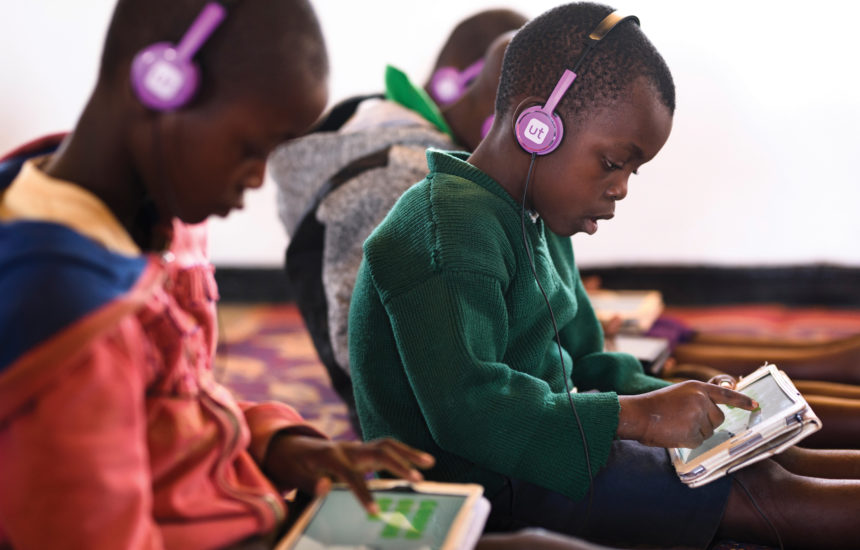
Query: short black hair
496 2 674 123
100 0 327 105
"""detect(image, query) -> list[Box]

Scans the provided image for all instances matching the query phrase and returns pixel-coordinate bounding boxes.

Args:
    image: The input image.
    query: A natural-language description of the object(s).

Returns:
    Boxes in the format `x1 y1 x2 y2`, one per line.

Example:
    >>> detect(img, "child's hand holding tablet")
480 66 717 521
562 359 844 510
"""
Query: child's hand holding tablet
669 363 822 487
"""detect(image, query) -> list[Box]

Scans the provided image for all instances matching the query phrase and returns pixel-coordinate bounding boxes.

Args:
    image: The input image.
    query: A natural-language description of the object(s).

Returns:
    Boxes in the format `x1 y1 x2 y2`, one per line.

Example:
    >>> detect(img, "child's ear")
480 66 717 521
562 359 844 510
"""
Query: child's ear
512 96 547 127
512 95 565 156
509 96 542 139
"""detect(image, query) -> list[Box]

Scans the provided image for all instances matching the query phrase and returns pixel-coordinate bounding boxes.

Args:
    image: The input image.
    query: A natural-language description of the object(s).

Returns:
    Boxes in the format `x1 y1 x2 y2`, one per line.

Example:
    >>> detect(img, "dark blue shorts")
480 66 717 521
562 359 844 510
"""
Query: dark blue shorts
485 440 733 549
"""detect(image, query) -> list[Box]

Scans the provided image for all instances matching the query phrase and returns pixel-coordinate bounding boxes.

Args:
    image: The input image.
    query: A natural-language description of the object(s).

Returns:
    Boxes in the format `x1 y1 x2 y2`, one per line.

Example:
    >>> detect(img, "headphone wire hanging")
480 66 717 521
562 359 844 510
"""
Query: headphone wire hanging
520 152 595 531
733 475 784 550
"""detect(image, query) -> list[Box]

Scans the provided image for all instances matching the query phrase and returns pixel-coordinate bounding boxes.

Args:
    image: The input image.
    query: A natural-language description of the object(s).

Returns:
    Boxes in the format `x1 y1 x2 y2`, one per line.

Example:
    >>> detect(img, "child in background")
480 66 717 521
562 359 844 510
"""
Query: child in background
349 3 860 548
0 1 433 549
273 8 527 236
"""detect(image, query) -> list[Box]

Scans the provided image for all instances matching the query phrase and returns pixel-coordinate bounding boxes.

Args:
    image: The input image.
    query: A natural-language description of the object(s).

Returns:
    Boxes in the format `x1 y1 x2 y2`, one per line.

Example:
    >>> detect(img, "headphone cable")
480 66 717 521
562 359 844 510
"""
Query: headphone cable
520 152 595 531
732 476 783 550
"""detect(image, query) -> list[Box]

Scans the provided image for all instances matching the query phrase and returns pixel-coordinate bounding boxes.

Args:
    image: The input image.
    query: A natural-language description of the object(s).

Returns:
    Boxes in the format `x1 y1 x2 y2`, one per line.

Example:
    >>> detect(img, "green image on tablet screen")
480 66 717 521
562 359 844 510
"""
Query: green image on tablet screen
293 489 467 549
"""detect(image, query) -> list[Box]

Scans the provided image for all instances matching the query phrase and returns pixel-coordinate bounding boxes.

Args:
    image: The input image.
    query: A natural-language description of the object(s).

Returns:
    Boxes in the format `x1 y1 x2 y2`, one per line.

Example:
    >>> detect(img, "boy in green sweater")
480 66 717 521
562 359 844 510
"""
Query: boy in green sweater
350 2 860 549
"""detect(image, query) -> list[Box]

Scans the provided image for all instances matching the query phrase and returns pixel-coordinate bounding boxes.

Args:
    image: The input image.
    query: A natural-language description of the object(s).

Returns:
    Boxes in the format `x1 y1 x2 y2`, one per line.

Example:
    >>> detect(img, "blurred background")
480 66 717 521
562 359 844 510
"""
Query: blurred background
3 0 859 269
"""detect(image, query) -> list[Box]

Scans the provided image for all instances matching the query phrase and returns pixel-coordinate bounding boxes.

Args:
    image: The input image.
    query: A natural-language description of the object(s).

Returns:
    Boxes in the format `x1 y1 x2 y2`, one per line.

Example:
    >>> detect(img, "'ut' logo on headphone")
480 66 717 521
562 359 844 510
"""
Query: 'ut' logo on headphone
524 118 550 145
144 61 186 101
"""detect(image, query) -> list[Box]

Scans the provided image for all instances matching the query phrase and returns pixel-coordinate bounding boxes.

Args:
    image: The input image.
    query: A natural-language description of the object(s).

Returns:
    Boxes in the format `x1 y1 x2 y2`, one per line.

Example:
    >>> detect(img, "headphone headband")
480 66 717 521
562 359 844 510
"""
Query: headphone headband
541 70 576 119
515 10 639 155
174 3 227 61
589 12 639 42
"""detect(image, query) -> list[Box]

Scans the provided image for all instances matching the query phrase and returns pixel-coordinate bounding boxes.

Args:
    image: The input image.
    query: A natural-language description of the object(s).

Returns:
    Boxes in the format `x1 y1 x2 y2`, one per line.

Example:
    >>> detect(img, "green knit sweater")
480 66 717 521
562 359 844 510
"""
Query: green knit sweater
349 149 670 502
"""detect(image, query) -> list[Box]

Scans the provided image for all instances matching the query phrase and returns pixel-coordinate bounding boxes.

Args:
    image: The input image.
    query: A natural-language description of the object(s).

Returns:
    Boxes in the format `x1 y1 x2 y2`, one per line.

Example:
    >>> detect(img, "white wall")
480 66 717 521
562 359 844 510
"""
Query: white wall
3 1 859 267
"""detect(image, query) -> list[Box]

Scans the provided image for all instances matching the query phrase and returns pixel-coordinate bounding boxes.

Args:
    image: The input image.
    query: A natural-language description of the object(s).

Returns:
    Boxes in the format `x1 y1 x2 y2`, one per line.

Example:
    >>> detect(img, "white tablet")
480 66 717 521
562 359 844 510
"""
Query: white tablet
274 480 490 550
669 363 821 487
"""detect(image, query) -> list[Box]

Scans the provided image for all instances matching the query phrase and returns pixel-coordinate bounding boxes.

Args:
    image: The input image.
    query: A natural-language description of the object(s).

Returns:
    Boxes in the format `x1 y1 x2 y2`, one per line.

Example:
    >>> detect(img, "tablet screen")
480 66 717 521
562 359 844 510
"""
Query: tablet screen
678 372 796 464
288 488 469 549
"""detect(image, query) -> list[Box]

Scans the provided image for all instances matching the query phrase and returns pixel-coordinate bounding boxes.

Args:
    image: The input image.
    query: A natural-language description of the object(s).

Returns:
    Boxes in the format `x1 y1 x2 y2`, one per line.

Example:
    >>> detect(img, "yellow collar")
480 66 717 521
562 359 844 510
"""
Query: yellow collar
0 158 141 256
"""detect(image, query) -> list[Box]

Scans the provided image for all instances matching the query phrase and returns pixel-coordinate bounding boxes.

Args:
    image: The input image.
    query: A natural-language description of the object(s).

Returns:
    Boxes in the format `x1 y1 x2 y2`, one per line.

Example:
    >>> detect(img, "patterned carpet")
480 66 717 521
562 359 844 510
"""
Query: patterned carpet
215 302 860 441
215 303 356 441
214 302 860 550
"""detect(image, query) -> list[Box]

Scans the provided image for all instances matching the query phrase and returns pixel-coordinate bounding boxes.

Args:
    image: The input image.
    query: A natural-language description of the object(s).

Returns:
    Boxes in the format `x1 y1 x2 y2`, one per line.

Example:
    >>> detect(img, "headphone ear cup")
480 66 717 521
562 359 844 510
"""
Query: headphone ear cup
429 66 464 105
515 106 564 155
131 42 201 111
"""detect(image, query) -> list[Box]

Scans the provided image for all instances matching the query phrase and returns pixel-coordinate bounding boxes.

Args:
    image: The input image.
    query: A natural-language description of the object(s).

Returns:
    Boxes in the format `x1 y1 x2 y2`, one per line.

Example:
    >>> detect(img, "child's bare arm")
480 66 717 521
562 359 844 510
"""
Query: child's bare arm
616 380 758 448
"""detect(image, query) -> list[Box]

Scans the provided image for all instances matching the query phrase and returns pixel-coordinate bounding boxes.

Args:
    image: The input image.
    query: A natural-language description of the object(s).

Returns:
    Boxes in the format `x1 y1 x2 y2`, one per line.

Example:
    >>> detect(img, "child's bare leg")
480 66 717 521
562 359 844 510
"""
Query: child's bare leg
717 459 860 549
772 447 860 479
672 336 860 385
795 380 860 400
801 395 860 449
663 363 860 400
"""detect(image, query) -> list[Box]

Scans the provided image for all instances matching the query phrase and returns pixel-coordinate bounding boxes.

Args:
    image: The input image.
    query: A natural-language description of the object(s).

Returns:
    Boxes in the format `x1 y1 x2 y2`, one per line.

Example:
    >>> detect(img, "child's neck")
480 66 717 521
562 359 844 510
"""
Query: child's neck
43 93 165 252
468 132 530 207
441 98 481 152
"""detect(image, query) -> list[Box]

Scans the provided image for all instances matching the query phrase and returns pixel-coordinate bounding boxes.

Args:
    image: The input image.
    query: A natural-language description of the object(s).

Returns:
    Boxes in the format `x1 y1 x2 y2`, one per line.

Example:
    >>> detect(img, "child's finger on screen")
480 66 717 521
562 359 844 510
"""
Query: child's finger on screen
340 470 378 515
708 385 758 410
314 476 332 498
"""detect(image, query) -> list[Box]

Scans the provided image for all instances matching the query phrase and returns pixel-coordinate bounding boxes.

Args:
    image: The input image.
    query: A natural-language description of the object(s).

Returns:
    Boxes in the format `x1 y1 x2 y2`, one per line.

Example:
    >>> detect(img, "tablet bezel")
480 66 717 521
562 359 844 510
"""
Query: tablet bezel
669 364 806 481
274 479 486 550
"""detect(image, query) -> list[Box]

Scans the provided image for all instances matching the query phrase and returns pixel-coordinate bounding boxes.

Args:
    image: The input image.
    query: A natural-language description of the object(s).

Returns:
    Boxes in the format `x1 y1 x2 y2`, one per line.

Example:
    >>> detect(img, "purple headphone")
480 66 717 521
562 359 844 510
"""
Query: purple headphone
429 58 485 106
130 2 228 111
514 11 639 155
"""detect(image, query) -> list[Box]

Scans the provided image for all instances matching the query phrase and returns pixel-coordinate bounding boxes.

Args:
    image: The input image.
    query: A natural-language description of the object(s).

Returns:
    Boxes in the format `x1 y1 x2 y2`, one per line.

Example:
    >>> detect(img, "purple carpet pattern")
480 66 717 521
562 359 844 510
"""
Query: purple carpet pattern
215 303 356 441
215 302 860 443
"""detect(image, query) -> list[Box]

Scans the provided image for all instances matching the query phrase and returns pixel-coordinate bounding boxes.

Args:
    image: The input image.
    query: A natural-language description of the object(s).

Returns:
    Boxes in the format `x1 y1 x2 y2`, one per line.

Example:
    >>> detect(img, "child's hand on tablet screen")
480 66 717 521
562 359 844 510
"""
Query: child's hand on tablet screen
262 435 435 513
617 380 759 449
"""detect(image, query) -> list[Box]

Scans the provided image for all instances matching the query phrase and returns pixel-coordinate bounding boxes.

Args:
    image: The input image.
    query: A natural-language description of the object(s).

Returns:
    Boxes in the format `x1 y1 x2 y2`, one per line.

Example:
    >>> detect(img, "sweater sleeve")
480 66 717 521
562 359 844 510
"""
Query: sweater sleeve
381 270 621 501
563 276 671 396
0 318 163 550
240 401 327 466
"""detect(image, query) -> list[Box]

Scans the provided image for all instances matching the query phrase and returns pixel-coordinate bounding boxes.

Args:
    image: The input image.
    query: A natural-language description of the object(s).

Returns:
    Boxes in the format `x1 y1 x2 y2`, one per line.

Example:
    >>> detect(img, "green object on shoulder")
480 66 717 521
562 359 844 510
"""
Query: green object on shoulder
384 65 453 138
